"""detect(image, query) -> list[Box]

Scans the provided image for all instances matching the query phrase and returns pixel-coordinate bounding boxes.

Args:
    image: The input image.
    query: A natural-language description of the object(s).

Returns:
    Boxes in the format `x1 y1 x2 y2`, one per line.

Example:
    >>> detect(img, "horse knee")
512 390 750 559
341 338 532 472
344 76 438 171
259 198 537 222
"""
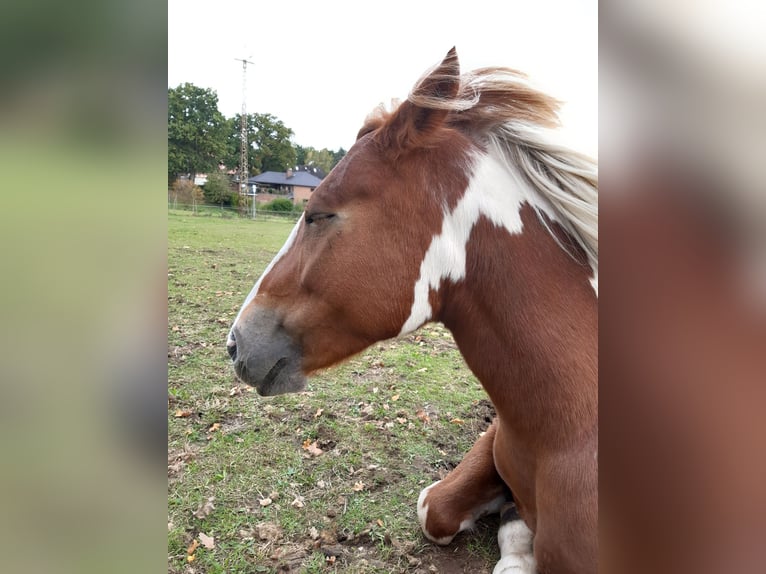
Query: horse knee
418 480 507 545
417 481 459 544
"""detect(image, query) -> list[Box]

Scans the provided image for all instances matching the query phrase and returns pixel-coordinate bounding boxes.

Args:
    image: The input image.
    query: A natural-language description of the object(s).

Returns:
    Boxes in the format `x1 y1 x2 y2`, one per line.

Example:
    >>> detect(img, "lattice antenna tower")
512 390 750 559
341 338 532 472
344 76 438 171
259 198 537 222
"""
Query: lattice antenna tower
235 57 254 197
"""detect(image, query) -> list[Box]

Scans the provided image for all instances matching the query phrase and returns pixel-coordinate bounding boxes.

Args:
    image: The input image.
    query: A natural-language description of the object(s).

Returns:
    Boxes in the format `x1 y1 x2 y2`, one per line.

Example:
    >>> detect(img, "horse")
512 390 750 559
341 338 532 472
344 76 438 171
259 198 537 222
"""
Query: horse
227 48 598 574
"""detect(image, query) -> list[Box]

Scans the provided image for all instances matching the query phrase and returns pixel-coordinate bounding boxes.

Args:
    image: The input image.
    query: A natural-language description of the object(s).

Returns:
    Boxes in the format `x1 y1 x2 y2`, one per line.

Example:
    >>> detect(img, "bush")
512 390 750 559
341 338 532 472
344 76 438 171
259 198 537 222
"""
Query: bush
202 171 236 205
169 179 203 207
260 198 294 212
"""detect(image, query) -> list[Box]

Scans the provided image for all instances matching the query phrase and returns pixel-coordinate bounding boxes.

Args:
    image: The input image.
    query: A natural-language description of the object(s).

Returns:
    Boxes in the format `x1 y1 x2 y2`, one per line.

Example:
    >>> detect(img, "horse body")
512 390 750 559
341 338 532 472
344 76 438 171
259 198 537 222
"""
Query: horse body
228 48 597 573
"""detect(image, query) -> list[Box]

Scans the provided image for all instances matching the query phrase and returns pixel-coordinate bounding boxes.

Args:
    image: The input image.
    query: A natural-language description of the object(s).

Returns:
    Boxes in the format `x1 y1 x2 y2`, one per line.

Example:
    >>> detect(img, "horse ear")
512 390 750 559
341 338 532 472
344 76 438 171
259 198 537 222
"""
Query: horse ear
379 47 461 151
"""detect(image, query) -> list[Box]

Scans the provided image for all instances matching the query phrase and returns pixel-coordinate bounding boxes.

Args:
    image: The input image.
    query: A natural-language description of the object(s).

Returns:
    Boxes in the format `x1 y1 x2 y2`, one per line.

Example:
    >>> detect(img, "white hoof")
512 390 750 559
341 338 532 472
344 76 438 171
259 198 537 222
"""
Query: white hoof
492 519 536 574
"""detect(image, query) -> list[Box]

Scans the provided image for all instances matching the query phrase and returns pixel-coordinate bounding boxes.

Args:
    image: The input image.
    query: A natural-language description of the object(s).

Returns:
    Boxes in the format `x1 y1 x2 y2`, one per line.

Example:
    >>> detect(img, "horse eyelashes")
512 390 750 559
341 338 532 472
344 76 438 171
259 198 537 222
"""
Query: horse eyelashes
305 213 336 225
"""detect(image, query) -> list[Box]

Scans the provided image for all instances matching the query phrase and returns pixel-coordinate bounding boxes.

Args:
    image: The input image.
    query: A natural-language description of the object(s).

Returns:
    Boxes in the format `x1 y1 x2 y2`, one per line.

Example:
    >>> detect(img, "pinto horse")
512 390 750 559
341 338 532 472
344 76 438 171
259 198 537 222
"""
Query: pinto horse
227 48 597 574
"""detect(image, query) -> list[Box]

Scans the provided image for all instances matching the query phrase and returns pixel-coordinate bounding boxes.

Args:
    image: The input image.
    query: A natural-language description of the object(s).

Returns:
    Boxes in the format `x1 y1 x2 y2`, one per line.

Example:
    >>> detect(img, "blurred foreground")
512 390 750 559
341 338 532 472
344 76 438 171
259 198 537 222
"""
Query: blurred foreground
601 2 766 573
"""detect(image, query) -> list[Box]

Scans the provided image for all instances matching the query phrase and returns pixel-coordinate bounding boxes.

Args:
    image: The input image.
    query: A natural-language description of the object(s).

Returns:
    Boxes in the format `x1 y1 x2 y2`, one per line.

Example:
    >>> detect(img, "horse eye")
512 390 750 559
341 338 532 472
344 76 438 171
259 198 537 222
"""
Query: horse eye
305 212 335 225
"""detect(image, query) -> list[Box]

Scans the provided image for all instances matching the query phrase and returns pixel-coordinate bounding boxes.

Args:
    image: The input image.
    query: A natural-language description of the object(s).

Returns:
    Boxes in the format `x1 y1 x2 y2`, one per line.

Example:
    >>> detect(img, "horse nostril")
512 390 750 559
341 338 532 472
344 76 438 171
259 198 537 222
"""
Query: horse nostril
227 333 238 362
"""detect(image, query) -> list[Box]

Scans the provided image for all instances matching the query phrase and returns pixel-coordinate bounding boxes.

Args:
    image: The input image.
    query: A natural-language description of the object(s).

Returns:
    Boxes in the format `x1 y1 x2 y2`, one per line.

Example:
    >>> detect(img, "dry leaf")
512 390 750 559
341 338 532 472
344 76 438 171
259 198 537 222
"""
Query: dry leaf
352 481 365 492
396 417 407 424
259 497 273 507
208 422 221 432
391 394 400 401
376 519 384 527
415 409 431 424
172 325 180 332
174 409 193 418
198 532 215 549
450 418 465 425
314 408 323 418
302 440 324 457
193 497 215 519
186 554 195 563
291 496 305 508
229 387 241 397
317 480 326 489
187 539 200 555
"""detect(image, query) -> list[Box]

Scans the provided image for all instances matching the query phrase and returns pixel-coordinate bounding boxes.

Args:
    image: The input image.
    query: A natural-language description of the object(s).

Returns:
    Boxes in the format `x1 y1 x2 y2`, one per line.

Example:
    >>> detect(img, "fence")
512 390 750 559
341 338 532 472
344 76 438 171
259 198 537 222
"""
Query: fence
168 201 302 222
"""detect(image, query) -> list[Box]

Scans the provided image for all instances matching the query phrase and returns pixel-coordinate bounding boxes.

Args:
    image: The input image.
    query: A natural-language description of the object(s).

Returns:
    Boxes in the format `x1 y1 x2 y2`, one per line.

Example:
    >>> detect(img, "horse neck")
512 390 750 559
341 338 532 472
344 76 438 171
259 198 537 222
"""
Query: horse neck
439 202 598 448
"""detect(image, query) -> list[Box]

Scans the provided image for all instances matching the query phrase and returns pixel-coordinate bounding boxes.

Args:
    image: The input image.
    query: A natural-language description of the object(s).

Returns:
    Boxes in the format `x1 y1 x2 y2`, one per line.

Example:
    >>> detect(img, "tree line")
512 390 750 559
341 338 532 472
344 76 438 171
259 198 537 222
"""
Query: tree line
168 83 346 184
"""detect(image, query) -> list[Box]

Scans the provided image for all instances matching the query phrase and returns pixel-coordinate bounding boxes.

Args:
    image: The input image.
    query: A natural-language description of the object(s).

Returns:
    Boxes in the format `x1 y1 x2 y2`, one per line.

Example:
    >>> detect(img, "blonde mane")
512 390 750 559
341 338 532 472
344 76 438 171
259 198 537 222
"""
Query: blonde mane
408 66 599 274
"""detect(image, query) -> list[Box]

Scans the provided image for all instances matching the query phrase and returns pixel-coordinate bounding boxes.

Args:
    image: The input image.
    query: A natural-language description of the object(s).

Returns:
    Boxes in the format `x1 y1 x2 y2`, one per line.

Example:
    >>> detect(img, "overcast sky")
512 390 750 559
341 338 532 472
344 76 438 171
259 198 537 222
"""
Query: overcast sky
168 1 597 156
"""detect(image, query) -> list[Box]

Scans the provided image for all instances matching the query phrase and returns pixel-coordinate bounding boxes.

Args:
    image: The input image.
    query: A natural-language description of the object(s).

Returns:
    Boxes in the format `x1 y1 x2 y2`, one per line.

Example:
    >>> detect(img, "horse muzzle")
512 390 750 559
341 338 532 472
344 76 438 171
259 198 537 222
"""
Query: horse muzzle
227 307 306 396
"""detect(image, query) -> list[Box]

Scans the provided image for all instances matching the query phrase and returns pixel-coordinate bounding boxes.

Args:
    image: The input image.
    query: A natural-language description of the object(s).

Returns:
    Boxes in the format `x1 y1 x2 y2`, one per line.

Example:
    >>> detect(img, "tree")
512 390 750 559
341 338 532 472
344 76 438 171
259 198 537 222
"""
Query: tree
295 145 347 174
332 147 347 167
168 83 229 183
225 113 297 176
202 171 235 206
169 179 204 208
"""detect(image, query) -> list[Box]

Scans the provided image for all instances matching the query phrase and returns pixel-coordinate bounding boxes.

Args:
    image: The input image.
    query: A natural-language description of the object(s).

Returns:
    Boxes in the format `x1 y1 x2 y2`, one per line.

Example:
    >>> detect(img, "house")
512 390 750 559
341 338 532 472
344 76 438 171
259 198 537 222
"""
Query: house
247 169 323 205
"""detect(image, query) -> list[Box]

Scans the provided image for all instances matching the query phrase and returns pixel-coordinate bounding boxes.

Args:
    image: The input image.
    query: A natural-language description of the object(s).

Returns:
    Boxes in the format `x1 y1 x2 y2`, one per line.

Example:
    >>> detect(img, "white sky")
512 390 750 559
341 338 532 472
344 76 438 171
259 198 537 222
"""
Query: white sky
168 1 597 156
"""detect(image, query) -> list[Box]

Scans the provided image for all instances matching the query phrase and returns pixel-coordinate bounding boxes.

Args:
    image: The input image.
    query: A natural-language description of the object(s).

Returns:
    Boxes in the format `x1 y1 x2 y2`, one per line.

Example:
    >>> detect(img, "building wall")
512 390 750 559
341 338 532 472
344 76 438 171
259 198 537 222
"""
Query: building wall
254 192 284 204
293 186 313 205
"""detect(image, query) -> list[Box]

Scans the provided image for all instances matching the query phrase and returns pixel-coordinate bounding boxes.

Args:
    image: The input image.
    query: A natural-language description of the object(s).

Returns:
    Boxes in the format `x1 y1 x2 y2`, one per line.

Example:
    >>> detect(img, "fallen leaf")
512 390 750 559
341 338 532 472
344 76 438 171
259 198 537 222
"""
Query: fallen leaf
352 481 365 492
391 394 400 401
208 422 221 432
450 418 465 425
415 409 431 424
229 387 241 397
198 532 215 549
308 526 319 540
186 554 195 563
314 408 323 418
376 519 384 527
302 440 324 457
326 555 336 565
172 325 180 332
291 496 305 508
187 539 200 555
317 480 326 489
269 491 279 500
259 497 273 507
174 409 193 418
193 497 215 519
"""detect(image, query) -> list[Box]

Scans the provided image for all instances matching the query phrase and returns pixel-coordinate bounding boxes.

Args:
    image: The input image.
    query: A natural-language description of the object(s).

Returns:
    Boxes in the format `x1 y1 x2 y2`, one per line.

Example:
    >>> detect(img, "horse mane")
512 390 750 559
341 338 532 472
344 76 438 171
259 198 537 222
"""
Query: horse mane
403 66 599 274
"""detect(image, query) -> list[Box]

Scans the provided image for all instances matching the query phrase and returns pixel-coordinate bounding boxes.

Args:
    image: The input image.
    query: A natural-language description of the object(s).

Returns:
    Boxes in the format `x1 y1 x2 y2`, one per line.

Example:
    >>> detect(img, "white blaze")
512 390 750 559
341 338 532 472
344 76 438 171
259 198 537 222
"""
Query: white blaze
227 218 303 346
399 153 543 335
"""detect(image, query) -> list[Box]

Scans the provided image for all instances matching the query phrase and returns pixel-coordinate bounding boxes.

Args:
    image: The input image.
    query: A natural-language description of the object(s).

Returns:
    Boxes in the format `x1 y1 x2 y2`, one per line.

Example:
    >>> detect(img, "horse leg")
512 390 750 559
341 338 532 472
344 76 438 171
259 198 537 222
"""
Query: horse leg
493 503 537 574
417 419 510 545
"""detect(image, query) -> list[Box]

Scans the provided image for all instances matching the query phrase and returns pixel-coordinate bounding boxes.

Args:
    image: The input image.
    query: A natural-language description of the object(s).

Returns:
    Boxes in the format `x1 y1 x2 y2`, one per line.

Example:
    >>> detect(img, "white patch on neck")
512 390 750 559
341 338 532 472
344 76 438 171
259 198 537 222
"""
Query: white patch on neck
590 270 599 298
399 152 542 335
227 218 303 346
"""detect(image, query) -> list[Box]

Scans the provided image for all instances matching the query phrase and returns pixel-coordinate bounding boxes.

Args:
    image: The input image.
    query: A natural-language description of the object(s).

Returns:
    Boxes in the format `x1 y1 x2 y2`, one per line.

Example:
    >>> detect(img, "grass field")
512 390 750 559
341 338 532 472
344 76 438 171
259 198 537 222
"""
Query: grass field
168 209 500 573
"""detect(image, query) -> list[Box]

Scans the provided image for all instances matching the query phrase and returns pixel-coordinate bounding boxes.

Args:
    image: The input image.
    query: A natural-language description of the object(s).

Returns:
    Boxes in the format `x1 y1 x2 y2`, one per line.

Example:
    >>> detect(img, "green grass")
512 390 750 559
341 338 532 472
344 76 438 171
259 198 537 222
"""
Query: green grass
168 209 500 573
